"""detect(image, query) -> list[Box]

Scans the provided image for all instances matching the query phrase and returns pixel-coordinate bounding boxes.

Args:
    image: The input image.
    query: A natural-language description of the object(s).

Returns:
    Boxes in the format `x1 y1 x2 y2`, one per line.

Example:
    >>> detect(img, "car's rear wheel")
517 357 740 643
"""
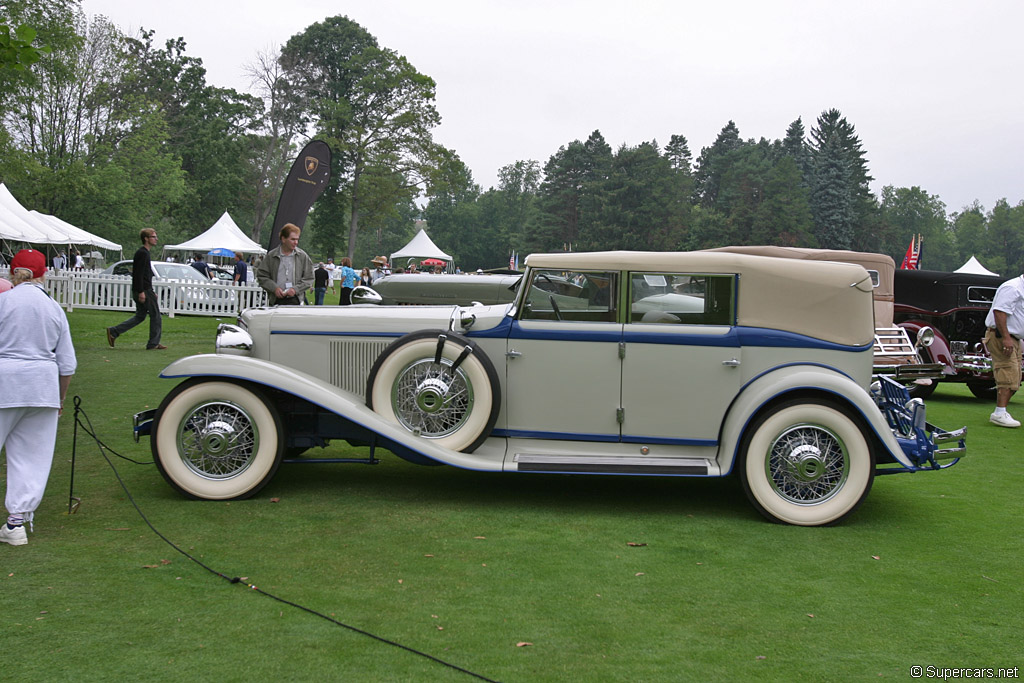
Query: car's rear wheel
739 399 874 526
367 330 500 452
152 379 284 500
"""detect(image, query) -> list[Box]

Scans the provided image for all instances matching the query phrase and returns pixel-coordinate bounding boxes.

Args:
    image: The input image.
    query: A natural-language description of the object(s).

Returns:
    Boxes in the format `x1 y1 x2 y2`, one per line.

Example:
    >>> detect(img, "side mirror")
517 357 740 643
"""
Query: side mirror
351 285 383 305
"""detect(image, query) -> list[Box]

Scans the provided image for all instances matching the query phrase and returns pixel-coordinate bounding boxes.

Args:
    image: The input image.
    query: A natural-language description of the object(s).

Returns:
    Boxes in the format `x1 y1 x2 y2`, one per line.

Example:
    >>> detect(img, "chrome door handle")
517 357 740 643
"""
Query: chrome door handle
722 358 741 367
507 349 522 359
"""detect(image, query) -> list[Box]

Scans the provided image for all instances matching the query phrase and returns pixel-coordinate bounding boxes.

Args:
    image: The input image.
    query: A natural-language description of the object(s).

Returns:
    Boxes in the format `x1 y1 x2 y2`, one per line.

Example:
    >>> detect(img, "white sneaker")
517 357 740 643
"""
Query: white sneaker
990 412 1021 428
0 524 27 546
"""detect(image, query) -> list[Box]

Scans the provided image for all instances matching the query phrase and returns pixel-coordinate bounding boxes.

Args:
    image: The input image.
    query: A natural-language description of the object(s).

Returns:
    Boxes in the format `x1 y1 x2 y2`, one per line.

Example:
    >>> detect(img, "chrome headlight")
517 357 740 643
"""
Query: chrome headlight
351 285 383 305
916 326 935 348
216 323 253 356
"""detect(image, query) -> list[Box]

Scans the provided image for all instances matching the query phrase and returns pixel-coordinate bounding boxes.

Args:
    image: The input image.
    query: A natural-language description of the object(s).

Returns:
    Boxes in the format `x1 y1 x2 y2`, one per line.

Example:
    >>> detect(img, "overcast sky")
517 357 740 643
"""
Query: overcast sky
81 0 1022 216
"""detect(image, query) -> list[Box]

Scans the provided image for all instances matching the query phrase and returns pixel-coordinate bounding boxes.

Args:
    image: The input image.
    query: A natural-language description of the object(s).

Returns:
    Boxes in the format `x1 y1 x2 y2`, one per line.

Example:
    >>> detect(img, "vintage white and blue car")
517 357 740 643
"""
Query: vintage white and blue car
135 251 965 526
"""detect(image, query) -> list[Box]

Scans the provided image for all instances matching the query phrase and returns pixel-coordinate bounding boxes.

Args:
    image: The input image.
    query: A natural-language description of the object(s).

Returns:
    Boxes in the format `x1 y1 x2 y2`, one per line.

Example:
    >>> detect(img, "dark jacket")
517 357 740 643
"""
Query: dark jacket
131 246 153 295
315 267 329 288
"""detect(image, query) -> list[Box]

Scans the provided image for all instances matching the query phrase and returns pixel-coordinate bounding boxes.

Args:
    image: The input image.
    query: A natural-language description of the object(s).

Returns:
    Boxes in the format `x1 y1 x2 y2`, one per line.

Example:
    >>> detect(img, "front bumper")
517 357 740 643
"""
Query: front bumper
872 376 966 472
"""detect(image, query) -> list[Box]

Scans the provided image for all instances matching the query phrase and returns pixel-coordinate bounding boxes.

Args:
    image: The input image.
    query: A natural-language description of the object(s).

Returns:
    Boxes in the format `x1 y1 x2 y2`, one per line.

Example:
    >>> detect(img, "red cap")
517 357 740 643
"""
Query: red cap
11 249 47 278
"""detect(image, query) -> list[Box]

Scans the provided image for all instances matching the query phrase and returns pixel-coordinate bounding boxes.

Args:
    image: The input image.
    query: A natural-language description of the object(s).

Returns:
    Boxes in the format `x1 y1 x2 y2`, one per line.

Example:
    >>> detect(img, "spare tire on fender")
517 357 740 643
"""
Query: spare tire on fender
366 330 500 452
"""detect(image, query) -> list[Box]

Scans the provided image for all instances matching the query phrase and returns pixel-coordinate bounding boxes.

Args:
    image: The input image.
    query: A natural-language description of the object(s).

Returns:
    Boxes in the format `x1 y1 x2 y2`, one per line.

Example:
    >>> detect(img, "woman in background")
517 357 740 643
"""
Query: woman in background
337 257 357 305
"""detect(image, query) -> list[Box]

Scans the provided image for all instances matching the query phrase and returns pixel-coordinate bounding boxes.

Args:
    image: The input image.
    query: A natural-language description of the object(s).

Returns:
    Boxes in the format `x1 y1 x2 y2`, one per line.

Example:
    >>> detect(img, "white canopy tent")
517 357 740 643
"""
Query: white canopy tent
0 184 55 243
954 256 999 277
0 183 122 251
164 211 266 256
389 228 452 265
30 211 121 250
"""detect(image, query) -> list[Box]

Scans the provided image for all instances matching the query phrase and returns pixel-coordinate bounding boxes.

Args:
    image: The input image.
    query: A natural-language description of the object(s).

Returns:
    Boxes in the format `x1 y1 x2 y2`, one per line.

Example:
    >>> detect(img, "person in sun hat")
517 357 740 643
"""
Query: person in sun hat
371 256 389 281
0 249 77 546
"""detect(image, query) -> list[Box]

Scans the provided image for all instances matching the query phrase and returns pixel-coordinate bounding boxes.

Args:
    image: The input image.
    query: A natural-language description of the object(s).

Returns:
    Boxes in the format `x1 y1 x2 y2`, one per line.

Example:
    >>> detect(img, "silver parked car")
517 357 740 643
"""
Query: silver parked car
135 250 965 526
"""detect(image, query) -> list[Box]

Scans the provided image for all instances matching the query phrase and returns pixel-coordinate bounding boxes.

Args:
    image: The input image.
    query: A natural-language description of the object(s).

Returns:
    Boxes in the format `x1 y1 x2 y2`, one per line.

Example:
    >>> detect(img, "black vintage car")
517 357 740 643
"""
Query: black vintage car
893 269 1013 398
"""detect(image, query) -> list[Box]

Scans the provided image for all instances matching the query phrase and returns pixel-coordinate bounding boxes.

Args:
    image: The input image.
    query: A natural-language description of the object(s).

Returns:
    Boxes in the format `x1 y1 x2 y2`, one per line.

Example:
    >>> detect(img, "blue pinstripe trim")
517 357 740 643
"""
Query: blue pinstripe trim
269 330 404 337
621 435 717 447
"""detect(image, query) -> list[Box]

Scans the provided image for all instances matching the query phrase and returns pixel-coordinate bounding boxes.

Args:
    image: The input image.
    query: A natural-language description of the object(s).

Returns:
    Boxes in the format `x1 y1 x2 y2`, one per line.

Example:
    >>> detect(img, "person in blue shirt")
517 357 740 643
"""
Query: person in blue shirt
338 256 357 305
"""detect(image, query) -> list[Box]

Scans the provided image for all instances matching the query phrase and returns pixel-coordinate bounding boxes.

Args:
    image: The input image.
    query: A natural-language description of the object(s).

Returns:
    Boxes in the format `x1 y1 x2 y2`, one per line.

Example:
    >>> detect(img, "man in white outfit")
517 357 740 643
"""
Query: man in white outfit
984 273 1024 427
0 249 77 546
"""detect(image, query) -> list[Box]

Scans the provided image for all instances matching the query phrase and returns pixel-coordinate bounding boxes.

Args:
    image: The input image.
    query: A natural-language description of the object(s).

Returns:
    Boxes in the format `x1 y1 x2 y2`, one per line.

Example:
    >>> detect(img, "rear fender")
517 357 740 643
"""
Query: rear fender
717 365 917 473
157 354 504 471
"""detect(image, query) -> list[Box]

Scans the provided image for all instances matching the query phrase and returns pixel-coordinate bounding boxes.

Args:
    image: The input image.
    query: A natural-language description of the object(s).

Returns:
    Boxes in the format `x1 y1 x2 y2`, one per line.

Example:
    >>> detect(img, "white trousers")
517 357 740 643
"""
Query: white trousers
1 406 59 525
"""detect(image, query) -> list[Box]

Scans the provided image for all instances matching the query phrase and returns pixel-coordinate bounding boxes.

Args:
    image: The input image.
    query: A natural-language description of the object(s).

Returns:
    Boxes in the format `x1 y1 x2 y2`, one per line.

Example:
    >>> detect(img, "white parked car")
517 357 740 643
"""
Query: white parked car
103 260 237 310
135 250 965 526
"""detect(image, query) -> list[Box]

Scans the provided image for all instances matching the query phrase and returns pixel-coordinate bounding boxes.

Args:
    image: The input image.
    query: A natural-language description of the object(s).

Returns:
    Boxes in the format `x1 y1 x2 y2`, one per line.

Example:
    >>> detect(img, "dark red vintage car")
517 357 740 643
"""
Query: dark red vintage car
893 269 1018 398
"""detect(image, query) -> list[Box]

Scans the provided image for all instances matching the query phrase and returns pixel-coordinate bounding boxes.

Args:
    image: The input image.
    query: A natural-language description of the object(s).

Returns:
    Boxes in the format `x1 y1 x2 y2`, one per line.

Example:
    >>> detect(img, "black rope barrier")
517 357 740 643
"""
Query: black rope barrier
68 396 500 683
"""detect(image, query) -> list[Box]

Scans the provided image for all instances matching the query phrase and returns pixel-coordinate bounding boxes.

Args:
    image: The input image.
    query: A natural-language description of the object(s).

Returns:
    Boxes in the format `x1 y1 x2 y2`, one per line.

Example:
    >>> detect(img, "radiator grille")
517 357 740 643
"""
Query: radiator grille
330 339 390 395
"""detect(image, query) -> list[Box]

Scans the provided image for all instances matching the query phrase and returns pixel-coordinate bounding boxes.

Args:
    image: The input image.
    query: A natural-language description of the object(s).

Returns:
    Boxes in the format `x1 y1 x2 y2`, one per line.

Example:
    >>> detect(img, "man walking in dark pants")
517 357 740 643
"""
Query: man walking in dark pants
106 228 166 350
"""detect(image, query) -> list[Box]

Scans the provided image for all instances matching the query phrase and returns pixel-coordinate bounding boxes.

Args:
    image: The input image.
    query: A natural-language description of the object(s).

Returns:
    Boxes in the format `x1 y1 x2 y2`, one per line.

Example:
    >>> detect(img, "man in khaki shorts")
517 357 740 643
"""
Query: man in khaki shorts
984 273 1024 427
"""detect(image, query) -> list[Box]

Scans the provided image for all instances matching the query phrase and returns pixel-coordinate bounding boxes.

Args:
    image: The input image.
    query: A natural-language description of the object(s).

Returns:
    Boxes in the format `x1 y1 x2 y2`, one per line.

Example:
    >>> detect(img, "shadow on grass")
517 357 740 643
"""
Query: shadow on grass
253 452 755 523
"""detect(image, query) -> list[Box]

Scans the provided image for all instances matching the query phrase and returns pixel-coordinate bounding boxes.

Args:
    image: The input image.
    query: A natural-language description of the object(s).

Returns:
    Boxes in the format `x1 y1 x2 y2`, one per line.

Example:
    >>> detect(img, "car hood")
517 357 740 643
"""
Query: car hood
239 303 514 338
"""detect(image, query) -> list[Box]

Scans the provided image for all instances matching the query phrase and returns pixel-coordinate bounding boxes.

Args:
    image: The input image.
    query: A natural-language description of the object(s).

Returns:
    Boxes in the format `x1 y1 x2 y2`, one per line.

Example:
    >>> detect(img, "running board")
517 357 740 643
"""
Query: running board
513 454 712 475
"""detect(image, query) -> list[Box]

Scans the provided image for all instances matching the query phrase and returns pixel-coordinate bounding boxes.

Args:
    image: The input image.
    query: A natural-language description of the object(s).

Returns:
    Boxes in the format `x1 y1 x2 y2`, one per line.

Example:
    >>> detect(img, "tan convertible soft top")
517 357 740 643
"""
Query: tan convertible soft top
705 246 896 326
525 250 875 346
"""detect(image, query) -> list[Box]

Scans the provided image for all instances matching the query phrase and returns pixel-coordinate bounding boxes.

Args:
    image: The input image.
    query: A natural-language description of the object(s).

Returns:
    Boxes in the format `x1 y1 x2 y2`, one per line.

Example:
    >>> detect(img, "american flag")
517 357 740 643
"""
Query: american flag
509 251 518 270
900 234 921 270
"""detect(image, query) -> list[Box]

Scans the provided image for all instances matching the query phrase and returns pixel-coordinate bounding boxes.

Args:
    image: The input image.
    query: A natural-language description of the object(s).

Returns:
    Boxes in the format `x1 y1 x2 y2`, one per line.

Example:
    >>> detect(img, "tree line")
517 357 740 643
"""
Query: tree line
3 2 1023 276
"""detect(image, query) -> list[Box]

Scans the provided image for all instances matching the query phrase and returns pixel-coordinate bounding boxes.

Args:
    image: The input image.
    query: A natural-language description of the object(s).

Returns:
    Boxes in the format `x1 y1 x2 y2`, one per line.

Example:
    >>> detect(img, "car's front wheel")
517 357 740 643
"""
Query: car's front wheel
367 330 500 452
966 380 996 400
739 399 874 526
152 379 285 500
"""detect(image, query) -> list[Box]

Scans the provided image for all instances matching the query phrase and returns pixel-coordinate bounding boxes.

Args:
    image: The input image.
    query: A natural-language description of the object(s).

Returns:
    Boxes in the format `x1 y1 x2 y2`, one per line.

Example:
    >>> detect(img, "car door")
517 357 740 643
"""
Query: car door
619 272 741 445
503 269 623 441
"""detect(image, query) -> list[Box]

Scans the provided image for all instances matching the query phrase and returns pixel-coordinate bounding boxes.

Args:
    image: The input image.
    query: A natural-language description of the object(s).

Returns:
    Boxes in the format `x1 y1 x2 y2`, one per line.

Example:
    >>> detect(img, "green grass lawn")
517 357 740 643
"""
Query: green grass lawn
3 310 1022 681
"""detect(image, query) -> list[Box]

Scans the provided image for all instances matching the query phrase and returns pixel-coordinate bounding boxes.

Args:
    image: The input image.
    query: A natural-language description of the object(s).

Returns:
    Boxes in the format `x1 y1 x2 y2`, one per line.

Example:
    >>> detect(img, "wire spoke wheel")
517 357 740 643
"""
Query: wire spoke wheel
392 359 474 438
765 424 848 504
178 400 260 479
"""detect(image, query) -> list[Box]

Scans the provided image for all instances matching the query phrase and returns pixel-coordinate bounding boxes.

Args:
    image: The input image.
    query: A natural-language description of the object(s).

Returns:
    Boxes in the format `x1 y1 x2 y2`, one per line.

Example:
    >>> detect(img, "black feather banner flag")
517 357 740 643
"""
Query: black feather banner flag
268 140 331 250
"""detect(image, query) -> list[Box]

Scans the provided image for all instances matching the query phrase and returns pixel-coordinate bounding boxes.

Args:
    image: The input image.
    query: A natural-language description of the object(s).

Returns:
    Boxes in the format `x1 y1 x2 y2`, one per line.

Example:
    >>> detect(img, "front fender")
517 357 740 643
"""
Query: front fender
718 365 916 474
158 354 505 471
899 320 954 371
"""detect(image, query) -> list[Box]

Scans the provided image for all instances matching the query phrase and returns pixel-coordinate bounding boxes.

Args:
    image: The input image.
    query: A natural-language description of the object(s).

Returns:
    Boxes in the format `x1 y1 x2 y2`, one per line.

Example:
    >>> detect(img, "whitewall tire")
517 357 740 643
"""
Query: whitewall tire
739 399 874 526
152 379 284 500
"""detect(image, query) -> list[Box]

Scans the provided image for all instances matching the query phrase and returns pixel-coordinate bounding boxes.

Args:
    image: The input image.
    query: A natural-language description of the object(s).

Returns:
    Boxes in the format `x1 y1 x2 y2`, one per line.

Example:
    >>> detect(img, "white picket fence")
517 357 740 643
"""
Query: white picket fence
0 268 268 317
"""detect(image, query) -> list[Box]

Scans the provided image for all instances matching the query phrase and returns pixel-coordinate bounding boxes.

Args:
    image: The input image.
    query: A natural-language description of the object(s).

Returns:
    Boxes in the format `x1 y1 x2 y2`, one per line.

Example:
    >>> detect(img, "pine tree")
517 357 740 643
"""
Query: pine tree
810 134 855 248
693 120 743 208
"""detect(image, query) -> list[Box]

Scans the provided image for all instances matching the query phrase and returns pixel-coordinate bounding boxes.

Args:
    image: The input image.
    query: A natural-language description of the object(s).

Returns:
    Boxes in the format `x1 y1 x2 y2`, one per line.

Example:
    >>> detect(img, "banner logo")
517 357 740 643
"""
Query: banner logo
305 156 320 176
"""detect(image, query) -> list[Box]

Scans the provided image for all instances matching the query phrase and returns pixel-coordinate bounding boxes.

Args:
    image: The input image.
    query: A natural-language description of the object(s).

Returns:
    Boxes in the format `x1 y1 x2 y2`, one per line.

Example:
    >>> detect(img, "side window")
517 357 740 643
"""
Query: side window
629 272 734 325
113 263 132 276
521 269 617 322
